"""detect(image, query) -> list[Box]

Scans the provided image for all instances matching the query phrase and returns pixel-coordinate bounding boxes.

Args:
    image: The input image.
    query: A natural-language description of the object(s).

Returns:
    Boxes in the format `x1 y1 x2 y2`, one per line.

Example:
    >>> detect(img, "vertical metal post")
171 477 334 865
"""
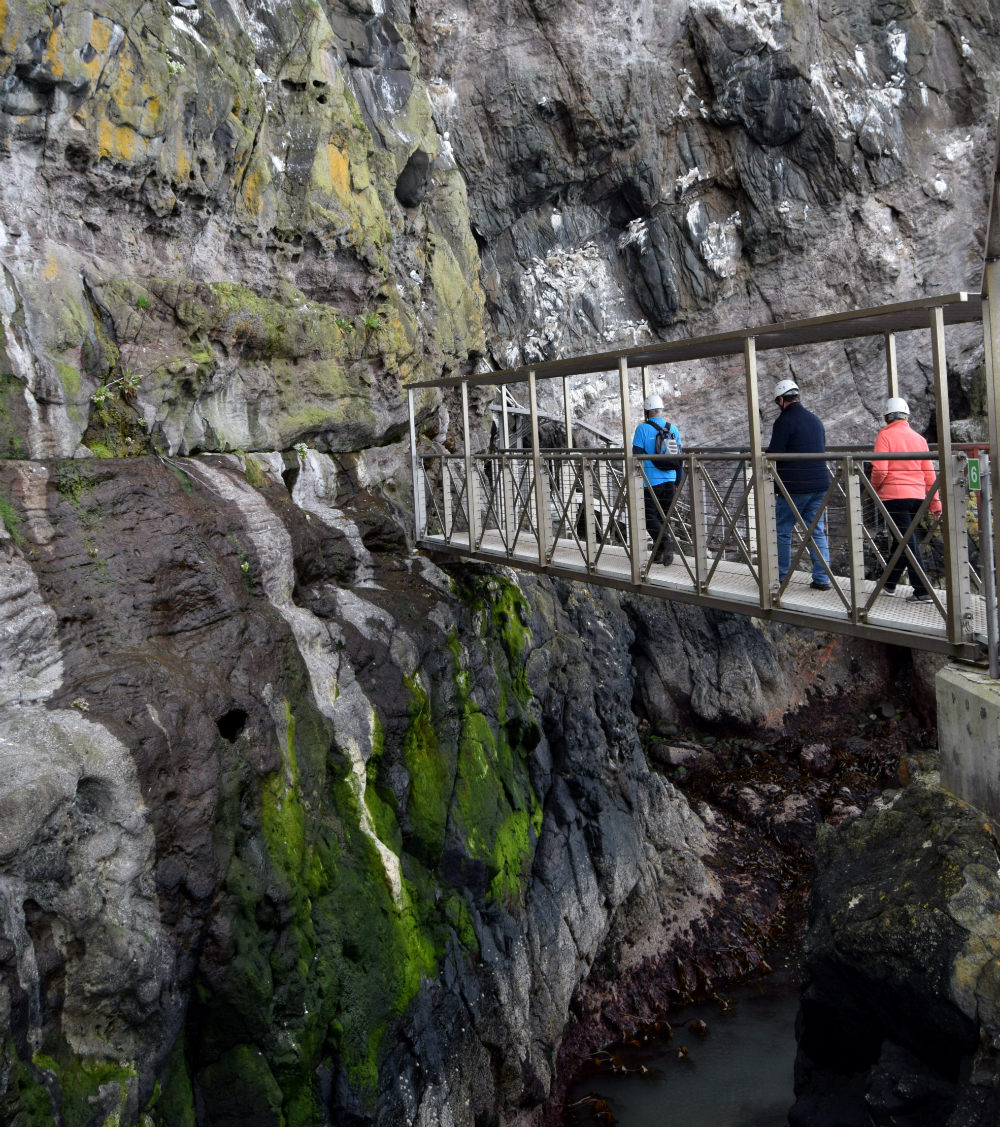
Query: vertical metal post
690 458 708 591
461 382 479 550
620 357 644 584
885 332 898 399
581 454 597 570
562 375 575 543
528 370 550 565
442 458 453 540
980 452 999 678
562 375 573 447
745 337 775 609
500 386 516 548
641 366 651 402
983 266 1000 661
844 458 866 622
930 305 969 642
408 388 428 543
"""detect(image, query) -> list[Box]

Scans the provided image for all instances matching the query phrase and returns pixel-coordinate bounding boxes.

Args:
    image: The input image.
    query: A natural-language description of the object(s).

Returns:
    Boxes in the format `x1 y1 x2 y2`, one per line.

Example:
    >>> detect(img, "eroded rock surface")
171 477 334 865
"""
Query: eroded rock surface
0 454 725 1125
0 446 914 1126
415 0 1000 443
0 0 999 1124
793 773 1000 1127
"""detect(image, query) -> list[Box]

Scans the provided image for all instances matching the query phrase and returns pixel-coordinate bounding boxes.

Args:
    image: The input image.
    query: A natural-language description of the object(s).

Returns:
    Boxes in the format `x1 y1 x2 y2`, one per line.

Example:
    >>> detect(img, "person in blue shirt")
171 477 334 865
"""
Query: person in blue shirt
766 379 831 589
632 393 682 566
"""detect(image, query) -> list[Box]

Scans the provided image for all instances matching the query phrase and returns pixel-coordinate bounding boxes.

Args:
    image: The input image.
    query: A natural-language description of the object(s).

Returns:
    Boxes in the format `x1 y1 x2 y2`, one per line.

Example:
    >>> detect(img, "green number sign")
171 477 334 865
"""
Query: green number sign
968 457 982 491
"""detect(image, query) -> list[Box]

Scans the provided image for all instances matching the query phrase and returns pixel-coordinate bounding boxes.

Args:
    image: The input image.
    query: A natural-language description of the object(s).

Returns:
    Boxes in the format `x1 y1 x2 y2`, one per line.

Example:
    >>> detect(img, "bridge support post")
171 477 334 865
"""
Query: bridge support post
936 664 1000 823
620 357 644 584
408 389 427 542
981 453 1000 679
845 457 866 621
931 307 972 644
528 370 550 565
884 332 898 399
581 454 597 570
983 262 1000 675
500 388 516 549
744 337 776 609
461 382 479 550
690 460 708 590
561 376 575 542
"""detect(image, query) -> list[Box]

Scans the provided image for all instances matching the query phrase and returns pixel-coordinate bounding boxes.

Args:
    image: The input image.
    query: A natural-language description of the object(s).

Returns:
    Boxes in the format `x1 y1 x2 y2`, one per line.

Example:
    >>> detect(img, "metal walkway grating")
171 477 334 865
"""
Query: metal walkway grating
422 529 986 656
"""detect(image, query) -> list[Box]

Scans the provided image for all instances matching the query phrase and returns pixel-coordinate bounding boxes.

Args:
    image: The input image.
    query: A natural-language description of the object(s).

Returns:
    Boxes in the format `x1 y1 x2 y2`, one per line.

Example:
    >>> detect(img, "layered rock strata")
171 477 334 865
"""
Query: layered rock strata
0 0 999 1124
0 446 911 1126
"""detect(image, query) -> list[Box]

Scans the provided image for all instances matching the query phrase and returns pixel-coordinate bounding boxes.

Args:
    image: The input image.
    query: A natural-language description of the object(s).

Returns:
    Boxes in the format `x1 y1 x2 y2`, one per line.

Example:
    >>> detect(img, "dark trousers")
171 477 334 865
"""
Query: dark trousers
644 482 675 560
884 497 928 596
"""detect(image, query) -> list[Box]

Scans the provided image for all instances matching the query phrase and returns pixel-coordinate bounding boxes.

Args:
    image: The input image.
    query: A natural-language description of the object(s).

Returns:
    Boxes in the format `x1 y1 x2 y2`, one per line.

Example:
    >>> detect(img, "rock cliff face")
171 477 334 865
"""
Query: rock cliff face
0 451 870 1126
415 0 1000 442
0 0 998 1124
0 0 485 461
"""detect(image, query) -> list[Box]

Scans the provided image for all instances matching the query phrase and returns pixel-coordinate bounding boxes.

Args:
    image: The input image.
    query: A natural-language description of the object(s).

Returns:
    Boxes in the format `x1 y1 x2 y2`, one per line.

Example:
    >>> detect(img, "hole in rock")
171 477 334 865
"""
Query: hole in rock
75 776 113 818
216 708 248 743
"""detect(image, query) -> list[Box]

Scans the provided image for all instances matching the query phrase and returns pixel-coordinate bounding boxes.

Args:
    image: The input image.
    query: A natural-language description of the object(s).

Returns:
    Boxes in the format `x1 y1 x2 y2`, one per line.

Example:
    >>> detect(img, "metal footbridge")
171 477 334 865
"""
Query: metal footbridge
406 155 1000 668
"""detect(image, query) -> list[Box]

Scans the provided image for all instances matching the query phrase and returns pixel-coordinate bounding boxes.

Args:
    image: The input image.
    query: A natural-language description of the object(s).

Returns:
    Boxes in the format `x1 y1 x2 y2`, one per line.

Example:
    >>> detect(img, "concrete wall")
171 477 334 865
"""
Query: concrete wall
936 663 1000 822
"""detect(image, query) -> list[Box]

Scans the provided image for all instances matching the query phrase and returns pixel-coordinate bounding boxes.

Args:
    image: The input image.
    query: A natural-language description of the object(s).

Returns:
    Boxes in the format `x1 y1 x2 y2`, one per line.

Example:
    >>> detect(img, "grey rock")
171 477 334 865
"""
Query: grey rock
801 742 833 774
793 780 1000 1126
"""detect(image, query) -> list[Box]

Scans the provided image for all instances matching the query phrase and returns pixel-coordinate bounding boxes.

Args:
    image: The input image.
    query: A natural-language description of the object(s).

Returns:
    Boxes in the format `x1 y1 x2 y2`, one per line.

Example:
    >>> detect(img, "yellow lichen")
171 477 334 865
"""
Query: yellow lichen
320 142 350 199
240 164 267 218
97 119 139 161
42 25 65 80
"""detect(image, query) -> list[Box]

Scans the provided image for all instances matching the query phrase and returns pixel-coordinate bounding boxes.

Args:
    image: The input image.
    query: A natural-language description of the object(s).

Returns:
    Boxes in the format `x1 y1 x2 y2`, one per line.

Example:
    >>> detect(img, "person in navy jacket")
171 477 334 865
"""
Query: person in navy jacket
632 392 682 565
765 379 831 589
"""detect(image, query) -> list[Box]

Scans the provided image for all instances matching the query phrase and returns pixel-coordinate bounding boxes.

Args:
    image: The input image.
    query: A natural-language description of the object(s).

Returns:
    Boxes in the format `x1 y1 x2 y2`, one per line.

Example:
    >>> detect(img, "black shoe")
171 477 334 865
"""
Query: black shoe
909 592 932 602
661 551 674 566
883 584 896 595
809 581 832 591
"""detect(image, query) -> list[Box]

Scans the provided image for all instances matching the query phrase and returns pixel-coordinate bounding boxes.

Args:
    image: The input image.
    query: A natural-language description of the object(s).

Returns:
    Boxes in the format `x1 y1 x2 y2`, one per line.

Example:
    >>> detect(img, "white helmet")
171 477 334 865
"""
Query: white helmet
643 393 664 411
884 396 910 416
773 378 799 402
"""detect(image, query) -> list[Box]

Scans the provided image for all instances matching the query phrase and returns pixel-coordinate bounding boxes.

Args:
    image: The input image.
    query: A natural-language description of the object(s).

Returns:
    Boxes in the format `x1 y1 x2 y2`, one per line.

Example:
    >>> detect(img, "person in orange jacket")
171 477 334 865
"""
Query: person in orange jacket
870 397 942 601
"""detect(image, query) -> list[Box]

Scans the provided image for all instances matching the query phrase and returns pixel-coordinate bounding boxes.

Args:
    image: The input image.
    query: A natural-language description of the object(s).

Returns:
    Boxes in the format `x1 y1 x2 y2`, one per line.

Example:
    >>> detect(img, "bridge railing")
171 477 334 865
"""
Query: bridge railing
416 444 984 649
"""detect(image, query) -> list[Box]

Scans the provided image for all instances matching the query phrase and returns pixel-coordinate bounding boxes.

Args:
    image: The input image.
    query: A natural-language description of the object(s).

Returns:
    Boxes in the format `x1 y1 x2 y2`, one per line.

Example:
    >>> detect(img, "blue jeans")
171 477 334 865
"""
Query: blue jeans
776 491 829 583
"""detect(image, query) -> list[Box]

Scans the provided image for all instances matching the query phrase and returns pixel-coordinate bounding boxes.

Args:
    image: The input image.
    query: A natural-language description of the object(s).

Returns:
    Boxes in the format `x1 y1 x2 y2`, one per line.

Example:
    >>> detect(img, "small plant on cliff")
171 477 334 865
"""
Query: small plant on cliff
335 316 353 334
294 442 309 460
136 296 151 310
91 370 142 406
0 492 24 546
56 464 91 505
361 311 383 353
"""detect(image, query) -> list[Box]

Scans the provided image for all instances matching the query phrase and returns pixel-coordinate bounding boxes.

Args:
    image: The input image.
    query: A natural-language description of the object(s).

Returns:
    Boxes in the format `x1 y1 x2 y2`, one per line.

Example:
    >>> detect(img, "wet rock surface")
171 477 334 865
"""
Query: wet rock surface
0 444 929 1126
0 451 815 1126
557 663 933 1123
0 0 998 1123
792 770 1000 1127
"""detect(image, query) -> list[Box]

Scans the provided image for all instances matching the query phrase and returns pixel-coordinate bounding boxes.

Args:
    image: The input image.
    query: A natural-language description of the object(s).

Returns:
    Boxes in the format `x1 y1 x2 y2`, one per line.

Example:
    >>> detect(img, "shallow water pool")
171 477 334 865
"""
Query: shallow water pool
566 975 800 1126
